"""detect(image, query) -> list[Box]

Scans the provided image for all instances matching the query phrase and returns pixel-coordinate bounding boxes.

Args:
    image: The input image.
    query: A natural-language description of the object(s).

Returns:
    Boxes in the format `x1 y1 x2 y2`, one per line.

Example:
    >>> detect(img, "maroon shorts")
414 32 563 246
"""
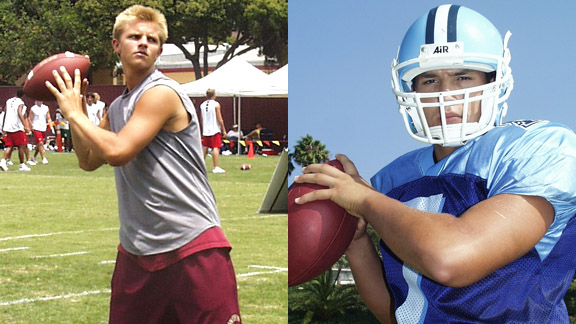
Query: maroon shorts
33 130 46 144
109 248 241 324
202 133 222 149
3 131 27 147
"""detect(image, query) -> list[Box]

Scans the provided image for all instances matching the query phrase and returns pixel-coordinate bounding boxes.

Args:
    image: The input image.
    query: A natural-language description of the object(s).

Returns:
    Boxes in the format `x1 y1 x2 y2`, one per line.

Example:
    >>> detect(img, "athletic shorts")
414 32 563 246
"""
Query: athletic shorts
33 130 46 144
109 248 241 324
60 129 71 139
202 133 222 149
3 131 27 147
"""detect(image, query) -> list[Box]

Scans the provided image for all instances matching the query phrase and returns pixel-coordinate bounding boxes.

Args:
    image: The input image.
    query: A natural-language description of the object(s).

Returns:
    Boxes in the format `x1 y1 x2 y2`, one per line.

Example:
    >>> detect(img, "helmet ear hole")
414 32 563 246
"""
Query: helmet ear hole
486 71 496 83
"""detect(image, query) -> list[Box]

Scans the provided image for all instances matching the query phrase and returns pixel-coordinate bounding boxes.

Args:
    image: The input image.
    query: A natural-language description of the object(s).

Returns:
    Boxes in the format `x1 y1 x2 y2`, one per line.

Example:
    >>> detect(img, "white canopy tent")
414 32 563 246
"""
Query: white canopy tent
182 58 288 151
181 56 272 97
269 64 288 90
241 64 288 98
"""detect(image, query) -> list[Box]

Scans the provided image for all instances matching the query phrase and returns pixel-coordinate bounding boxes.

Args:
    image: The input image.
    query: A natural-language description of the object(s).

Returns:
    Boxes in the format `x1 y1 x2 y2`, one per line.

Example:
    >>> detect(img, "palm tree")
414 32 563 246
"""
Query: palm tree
297 269 360 323
289 134 330 175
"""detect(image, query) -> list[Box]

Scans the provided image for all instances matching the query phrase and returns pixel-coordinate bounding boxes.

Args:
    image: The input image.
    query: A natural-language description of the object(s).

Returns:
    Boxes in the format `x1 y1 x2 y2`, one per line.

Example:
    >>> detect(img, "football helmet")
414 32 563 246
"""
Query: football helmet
391 4 514 146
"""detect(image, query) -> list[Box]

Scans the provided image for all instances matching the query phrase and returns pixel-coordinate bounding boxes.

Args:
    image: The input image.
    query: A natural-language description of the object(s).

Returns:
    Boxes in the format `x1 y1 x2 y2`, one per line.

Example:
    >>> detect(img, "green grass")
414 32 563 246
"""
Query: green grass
0 151 287 323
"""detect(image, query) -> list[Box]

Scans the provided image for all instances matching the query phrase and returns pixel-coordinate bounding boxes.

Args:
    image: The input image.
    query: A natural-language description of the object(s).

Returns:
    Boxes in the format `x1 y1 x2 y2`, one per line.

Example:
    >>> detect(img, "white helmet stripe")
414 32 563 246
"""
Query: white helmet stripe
426 5 461 44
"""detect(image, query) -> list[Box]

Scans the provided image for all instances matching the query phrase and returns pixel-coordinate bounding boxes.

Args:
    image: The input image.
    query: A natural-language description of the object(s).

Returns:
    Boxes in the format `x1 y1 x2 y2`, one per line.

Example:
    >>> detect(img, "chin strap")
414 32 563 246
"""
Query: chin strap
422 122 484 147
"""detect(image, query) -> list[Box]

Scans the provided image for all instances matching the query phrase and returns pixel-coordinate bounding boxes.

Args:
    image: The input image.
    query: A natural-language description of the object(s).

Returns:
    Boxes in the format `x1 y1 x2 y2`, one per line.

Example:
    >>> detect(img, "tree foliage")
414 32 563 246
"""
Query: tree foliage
291 269 361 323
289 134 330 175
0 0 288 85
164 0 288 79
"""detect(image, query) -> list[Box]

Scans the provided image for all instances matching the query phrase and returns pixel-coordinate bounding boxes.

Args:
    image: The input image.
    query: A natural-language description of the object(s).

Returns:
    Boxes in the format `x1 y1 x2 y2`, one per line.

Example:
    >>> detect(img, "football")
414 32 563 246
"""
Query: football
288 159 358 286
240 163 252 170
23 51 90 101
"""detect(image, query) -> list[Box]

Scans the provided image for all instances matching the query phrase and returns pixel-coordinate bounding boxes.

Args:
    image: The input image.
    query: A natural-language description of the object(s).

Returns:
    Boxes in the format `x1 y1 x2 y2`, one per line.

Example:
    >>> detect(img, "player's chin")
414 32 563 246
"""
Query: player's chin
126 60 154 71
131 56 151 64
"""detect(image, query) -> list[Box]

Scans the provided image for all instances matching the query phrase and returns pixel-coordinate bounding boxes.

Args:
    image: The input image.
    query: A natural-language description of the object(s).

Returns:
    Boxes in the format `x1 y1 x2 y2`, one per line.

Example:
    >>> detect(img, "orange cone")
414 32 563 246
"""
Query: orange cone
248 141 255 159
56 130 63 152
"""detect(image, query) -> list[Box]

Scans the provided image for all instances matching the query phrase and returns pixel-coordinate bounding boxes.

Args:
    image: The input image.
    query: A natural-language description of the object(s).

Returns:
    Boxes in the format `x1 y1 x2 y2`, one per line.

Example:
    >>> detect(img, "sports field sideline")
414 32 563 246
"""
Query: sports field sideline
0 152 287 323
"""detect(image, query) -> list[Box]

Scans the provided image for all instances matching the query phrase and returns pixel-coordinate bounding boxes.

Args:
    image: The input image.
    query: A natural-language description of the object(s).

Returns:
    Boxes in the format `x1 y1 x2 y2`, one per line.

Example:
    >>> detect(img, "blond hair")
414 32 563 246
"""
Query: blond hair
206 89 216 98
113 5 168 44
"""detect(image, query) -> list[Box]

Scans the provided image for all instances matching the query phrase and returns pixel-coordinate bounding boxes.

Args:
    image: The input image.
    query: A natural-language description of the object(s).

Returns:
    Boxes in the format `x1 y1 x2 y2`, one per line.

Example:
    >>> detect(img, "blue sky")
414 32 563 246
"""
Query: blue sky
288 0 576 183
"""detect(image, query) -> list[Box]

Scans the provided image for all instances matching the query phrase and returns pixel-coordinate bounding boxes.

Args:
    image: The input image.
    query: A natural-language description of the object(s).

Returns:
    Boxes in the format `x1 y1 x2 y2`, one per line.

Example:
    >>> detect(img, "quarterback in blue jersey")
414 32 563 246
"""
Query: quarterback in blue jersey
295 4 576 324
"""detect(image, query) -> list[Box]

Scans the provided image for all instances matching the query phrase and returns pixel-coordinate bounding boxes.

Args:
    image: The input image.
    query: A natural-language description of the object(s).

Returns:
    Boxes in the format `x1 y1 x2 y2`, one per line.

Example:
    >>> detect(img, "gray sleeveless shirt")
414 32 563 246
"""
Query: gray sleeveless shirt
108 70 221 255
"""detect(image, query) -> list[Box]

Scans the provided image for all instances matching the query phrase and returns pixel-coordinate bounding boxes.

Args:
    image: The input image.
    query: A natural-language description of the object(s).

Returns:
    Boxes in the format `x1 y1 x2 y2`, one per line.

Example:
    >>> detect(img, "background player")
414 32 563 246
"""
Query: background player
200 88 227 173
294 4 576 323
29 100 53 164
0 89 31 172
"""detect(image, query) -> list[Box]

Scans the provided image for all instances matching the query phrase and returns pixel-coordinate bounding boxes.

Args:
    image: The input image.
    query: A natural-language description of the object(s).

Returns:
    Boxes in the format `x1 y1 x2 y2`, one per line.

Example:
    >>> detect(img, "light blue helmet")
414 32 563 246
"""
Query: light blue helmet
391 4 514 146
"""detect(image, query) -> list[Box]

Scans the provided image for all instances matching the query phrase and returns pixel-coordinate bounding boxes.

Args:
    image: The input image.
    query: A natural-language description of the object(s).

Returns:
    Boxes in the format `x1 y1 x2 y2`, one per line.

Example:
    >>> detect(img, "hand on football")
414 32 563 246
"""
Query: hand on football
294 153 375 218
45 67 89 120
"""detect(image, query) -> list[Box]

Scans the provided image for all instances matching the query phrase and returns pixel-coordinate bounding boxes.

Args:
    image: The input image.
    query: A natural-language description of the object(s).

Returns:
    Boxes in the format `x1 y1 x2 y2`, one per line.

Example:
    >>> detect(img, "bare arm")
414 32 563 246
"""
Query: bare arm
361 191 552 287
46 67 187 171
295 154 554 287
46 111 53 129
215 103 226 136
18 105 30 133
66 109 109 171
245 129 258 140
28 110 35 130
346 219 396 324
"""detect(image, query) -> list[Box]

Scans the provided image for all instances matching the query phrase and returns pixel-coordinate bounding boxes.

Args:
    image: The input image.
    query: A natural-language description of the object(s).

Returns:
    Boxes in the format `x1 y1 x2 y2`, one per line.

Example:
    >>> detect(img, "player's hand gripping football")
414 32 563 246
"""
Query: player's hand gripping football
45 66 89 120
294 154 376 219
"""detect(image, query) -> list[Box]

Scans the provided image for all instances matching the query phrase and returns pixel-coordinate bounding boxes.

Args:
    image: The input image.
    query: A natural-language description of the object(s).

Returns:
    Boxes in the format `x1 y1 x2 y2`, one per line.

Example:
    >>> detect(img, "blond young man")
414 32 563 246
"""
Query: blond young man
46 5 241 323
200 88 227 173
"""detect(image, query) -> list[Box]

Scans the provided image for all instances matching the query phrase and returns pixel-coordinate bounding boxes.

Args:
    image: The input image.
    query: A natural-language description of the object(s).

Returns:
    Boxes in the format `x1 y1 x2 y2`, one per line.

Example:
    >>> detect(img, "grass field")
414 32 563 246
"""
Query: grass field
0 151 287 323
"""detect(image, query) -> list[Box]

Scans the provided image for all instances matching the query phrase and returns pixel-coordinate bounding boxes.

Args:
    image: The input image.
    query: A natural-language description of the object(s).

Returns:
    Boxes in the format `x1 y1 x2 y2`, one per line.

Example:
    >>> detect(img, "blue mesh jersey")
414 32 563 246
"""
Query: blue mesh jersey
371 120 576 323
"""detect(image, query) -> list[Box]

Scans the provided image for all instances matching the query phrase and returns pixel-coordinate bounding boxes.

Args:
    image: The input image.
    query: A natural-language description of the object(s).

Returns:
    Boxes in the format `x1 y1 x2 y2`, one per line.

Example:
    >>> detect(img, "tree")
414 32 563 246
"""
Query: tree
0 0 82 84
164 0 288 79
0 0 125 85
289 134 330 175
0 0 288 85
